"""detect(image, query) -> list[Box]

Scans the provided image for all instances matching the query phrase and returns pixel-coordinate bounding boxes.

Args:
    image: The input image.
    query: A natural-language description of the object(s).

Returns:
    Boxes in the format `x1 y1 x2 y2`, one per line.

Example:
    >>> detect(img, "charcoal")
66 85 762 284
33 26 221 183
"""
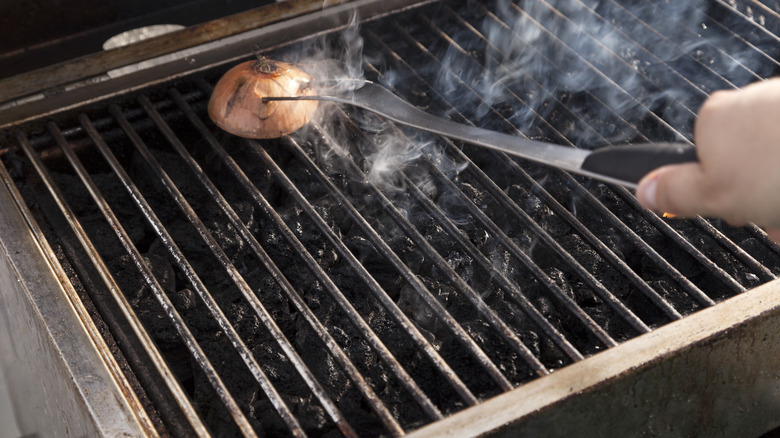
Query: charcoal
6 0 780 435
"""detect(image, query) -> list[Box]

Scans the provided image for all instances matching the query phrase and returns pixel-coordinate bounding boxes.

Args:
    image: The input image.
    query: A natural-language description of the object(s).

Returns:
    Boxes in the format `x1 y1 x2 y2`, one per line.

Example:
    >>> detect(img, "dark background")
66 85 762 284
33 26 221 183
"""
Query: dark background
0 0 274 79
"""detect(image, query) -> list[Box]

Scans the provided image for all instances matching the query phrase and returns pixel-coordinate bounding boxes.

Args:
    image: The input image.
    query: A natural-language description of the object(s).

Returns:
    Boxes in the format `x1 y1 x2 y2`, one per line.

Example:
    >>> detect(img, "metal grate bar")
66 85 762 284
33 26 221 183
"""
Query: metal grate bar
699 2 780 72
434 5 689 320
750 0 780 30
302 143 556 374
396 16 668 330
253 137 478 409
412 147 627 343
166 89 430 432
497 2 692 140
16 127 213 437
185 80 455 424
276 125 516 393
108 102 359 437
501 3 760 293
491 3 758 293
367 26 654 334
359 58 638 341
167 87 452 428
139 95 384 435
562 0 738 93
713 0 780 45
368 2 717 316
402 149 638 340
283 107 570 371
612 0 766 84
465 2 754 298
6 1 780 436
693 219 776 282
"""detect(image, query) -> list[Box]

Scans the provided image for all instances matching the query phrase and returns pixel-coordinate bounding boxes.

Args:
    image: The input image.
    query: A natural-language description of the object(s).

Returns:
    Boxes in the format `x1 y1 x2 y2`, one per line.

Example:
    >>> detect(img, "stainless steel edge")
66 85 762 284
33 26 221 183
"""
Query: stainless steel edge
0 0 436 130
407 278 780 437
0 163 153 436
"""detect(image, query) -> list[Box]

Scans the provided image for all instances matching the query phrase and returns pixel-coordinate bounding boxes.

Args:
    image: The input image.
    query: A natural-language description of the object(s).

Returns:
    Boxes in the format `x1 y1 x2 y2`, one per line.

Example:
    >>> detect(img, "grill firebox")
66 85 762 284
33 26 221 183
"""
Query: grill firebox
2 0 780 436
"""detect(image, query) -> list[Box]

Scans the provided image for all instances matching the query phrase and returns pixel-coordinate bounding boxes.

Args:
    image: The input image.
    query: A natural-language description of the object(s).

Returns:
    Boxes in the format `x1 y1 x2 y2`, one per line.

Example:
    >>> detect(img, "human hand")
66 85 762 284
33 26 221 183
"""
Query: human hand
635 78 780 241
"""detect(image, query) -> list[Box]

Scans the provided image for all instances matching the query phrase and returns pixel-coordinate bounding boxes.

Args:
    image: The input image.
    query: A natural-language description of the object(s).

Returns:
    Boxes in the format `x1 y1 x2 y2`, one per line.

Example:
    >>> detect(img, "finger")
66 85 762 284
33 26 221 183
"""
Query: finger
636 162 713 217
762 228 780 243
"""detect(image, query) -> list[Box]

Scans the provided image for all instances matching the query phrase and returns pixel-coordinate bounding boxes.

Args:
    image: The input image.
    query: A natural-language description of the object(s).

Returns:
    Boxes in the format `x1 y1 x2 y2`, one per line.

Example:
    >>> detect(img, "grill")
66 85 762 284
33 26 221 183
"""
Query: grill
2 0 780 436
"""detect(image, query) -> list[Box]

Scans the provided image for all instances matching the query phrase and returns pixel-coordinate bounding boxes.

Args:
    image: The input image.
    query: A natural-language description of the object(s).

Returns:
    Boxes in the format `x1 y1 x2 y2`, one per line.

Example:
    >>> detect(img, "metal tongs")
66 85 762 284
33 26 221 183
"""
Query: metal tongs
263 83 697 189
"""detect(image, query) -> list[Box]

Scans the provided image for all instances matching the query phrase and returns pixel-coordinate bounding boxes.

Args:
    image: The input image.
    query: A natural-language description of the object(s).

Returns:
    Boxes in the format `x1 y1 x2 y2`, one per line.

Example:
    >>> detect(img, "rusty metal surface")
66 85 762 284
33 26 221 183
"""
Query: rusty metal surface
0 0 431 131
0 0 353 105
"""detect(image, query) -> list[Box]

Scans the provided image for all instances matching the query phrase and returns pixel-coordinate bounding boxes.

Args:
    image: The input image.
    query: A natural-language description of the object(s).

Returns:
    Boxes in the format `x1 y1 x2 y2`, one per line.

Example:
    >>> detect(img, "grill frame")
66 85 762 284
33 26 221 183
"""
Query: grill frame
2 0 780 436
0 0 433 130
0 160 153 436
408 278 780 437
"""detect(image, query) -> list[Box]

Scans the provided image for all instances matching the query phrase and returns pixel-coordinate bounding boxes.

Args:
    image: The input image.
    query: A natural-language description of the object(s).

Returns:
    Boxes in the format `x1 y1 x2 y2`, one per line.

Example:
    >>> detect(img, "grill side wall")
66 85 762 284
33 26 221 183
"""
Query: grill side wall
408 278 780 437
0 173 148 436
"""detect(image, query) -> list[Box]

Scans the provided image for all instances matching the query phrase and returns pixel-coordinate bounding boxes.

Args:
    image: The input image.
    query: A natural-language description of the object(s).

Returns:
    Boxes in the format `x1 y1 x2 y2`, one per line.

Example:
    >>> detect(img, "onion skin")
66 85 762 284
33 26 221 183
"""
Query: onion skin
208 58 319 139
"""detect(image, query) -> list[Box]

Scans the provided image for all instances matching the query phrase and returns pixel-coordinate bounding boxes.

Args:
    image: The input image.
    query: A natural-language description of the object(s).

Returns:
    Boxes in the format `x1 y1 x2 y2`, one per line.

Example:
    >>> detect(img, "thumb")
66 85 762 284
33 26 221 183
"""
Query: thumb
636 162 711 217
765 228 780 243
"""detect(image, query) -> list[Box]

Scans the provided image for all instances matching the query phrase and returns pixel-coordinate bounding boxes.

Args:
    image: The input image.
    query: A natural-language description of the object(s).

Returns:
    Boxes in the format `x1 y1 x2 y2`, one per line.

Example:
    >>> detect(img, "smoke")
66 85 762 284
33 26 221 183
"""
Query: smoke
287 12 365 89
276 0 779 197
282 11 470 200
426 0 780 147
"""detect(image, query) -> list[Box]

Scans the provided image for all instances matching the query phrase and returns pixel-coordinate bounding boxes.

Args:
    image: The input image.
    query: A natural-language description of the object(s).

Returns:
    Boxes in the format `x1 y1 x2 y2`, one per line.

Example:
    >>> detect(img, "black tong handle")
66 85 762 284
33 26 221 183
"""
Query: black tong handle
581 142 698 184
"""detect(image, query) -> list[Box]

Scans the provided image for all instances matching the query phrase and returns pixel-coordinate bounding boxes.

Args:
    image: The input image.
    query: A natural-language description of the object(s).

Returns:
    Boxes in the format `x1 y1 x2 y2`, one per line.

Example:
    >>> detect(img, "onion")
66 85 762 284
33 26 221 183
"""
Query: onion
208 58 319 139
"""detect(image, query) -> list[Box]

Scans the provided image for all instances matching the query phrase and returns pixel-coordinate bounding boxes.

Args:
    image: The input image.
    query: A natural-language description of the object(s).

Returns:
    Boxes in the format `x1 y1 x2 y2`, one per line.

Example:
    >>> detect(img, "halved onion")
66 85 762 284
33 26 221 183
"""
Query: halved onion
208 58 319 139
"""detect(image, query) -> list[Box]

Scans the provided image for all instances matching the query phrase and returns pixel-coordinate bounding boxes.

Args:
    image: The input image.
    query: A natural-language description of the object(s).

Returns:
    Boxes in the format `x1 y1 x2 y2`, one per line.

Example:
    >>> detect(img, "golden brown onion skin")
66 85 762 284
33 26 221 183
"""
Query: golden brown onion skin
208 58 319 139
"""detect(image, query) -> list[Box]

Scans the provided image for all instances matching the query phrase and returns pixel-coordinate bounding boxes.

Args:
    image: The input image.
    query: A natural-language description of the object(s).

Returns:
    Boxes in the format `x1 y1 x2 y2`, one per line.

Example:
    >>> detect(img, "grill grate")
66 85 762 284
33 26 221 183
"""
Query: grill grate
3 0 780 436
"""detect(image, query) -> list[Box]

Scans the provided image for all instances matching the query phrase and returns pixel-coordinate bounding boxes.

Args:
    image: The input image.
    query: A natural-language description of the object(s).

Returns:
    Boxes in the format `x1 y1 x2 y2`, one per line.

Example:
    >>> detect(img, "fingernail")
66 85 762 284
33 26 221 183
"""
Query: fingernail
638 177 658 211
